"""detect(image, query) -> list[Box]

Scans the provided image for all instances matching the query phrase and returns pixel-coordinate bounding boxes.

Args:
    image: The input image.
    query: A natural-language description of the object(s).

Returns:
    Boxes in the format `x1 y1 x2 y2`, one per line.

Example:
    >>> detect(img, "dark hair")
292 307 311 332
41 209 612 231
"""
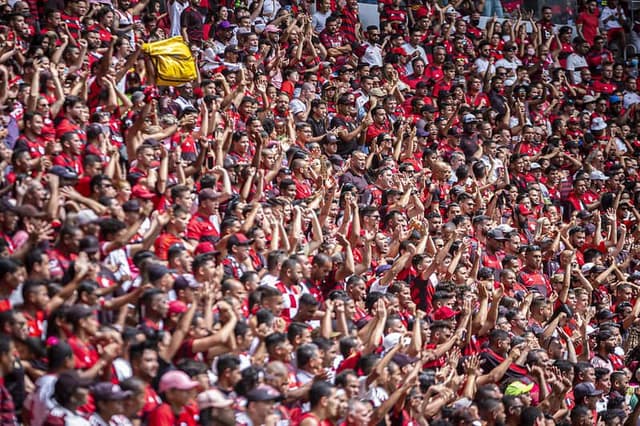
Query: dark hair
48 342 74 371
309 380 333 408
216 354 241 376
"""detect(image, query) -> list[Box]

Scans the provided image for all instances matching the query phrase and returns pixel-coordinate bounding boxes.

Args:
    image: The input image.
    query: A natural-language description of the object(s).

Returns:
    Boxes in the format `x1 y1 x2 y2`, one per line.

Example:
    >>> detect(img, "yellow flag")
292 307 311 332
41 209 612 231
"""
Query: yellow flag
142 36 197 86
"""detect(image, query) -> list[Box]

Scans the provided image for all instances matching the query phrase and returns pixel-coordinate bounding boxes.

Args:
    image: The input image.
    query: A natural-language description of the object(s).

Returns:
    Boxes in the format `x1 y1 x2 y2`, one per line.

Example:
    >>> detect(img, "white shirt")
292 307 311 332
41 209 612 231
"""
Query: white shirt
169 0 189 37
474 57 495 75
25 374 58 426
401 43 428 74
312 10 332 33
624 90 640 108
600 6 625 30
47 406 91 426
361 42 384 67
494 56 522 86
566 53 588 84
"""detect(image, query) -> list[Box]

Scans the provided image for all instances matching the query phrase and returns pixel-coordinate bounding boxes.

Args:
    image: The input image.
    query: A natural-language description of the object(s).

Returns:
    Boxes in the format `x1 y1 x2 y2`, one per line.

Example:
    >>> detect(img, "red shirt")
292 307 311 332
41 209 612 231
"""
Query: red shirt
186 212 218 242
67 334 99 370
141 389 162 424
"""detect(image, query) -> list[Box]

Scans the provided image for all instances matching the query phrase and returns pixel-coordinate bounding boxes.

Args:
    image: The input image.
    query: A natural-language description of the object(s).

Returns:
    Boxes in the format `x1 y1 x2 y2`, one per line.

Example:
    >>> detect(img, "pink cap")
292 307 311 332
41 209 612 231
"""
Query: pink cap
159 370 200 393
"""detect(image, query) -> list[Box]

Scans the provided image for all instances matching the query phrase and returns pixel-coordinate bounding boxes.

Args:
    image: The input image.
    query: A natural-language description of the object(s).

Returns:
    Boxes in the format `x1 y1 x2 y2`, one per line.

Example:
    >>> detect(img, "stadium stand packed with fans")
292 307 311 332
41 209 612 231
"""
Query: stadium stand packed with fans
2 0 640 424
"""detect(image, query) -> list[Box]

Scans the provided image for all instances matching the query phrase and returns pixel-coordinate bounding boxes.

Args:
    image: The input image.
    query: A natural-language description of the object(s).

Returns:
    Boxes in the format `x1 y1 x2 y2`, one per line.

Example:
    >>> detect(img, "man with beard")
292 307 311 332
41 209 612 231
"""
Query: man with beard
171 106 207 162
307 100 329 138
290 158 314 200
591 330 616 373
237 385 283 426
273 92 291 120
477 397 506 426
517 245 551 297
53 131 84 176
320 16 351 65
272 258 303 322
186 189 222 245
339 152 369 203
298 381 340 426
222 233 253 279
330 95 370 157
15 112 47 163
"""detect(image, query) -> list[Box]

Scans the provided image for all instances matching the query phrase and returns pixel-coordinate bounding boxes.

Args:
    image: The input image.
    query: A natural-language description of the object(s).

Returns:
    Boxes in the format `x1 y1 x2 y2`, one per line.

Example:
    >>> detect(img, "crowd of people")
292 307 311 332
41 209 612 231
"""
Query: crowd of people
1 0 640 424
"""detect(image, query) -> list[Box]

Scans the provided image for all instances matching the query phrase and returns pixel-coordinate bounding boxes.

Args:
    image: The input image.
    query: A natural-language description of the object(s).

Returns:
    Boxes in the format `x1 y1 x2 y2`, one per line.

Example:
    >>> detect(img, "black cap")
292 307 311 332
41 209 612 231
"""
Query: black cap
66 304 95 323
173 275 200 291
92 382 132 401
596 310 616 321
79 235 100 254
122 199 141 213
180 106 199 118
574 382 604 401
147 263 171 282
56 371 93 392
487 229 509 241
323 134 338 144
246 385 283 402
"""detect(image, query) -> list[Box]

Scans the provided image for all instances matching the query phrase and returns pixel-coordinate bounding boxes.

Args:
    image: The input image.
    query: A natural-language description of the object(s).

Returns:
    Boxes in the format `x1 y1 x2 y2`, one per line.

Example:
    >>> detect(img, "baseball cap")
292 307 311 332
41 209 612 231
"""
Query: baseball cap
487 228 509 241
159 370 200 393
246 385 283 402
168 300 188 316
122 199 141 212
591 117 607 131
382 332 402 352
392 353 418 367
590 170 609 181
596 309 616 321
581 262 596 274
199 188 223 202
504 381 534 396
92 383 132 401
433 306 460 320
79 235 100 254
583 95 597 104
530 162 542 170
197 389 233 410
147 263 171 282
76 209 100 226
173 275 200 291
323 134 338 145
462 113 477 124
131 185 156 200
228 233 253 248
574 382 604 401
577 210 593 219
217 20 236 30
264 24 281 33
55 371 93 393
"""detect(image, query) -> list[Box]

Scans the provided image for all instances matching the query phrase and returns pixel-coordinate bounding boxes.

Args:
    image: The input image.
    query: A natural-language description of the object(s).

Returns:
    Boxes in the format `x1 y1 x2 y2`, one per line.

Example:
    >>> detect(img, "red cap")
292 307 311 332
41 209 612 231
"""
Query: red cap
391 47 407 56
433 306 460 320
195 241 219 255
131 185 156 200
518 204 533 216
168 300 188 315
